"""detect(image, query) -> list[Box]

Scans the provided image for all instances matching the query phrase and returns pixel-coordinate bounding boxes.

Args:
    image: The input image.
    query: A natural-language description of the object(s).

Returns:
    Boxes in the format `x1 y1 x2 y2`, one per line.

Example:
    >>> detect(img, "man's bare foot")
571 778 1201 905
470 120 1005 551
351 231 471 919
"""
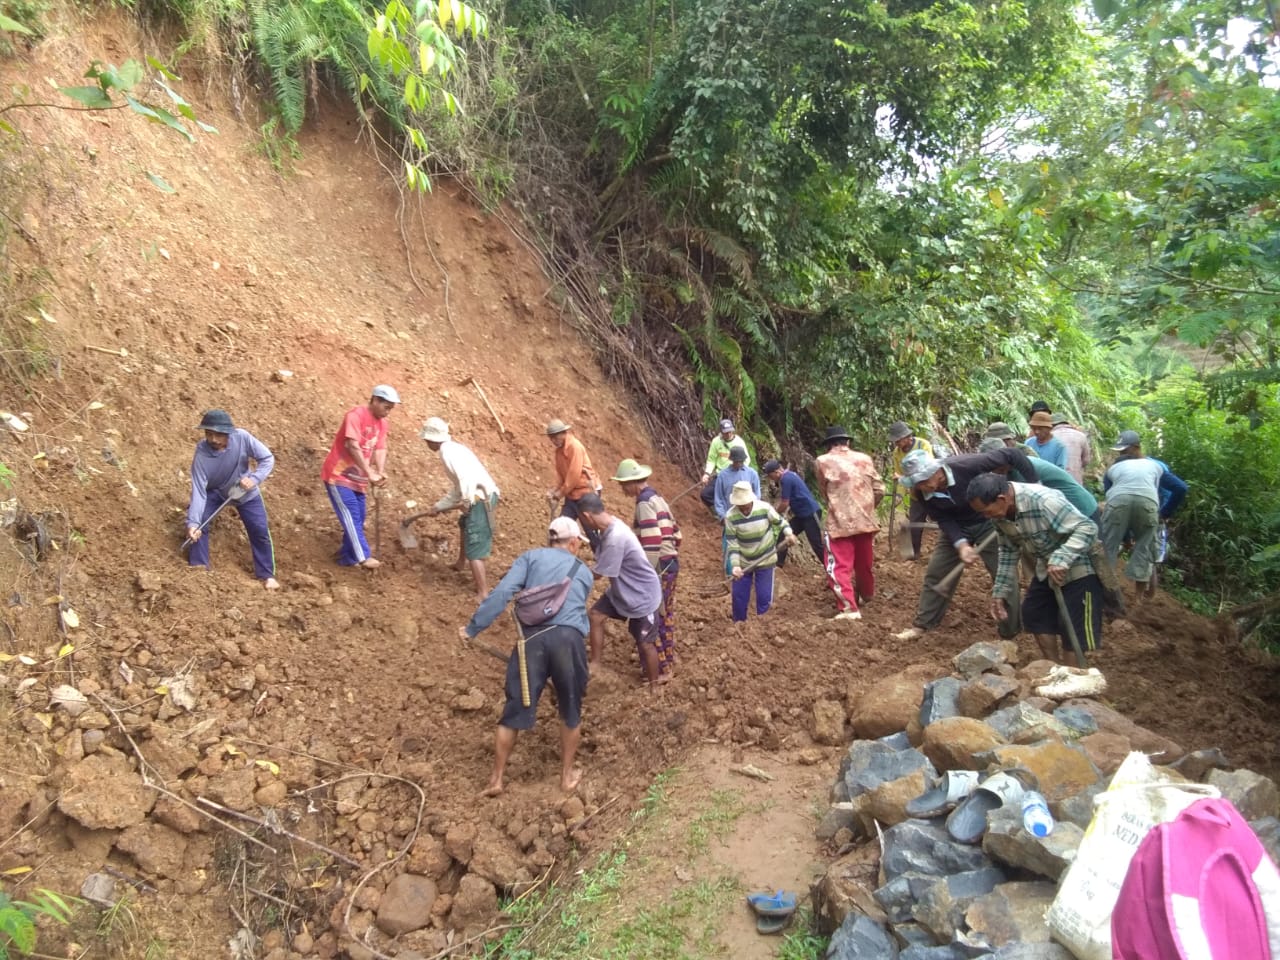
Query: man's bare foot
452 560 467 572
264 577 281 590
654 672 673 685
561 768 582 792
481 780 503 797
360 557 381 569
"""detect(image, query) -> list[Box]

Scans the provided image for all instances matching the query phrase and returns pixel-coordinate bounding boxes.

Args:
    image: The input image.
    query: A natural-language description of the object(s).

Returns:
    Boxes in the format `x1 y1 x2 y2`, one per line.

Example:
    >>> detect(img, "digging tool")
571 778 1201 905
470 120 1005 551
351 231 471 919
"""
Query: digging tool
462 634 509 663
461 375 506 436
668 480 704 506
374 488 383 557
928 531 997 597
180 483 254 551
398 510 434 550
1051 582 1089 668
895 521 940 560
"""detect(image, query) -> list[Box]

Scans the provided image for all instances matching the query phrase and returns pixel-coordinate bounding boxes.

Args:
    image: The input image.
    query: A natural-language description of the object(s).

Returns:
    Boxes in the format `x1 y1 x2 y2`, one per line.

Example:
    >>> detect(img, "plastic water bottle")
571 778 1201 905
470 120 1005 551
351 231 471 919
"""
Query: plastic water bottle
1021 791 1054 838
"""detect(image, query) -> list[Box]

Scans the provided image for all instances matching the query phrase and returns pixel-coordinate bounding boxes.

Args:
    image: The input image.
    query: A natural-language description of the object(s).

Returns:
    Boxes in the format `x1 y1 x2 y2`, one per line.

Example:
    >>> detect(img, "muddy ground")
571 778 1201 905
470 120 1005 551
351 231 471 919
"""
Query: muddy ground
1 9 1278 959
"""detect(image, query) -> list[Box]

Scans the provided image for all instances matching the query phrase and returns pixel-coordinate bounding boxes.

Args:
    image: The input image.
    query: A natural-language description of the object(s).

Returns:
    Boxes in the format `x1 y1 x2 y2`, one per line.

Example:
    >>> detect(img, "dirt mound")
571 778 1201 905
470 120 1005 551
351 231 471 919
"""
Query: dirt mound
1 11 1277 958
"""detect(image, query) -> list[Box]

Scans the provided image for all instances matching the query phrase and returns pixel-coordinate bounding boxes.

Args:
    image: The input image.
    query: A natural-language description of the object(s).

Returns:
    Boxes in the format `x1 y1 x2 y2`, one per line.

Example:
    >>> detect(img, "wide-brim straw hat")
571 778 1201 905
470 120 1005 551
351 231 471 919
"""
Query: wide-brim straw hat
545 419 571 435
729 481 756 506
419 417 450 443
611 458 652 482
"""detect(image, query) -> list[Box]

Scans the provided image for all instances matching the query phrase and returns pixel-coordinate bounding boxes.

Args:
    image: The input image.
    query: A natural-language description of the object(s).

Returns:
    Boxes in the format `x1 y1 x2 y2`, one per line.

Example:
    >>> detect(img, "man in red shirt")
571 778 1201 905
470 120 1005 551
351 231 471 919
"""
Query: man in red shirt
322 385 399 568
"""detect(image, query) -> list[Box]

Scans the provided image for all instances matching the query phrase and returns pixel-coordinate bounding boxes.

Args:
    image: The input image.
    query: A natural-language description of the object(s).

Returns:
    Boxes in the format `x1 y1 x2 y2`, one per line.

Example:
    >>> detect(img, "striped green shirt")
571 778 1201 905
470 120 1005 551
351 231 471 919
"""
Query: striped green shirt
726 501 791 571
991 482 1098 597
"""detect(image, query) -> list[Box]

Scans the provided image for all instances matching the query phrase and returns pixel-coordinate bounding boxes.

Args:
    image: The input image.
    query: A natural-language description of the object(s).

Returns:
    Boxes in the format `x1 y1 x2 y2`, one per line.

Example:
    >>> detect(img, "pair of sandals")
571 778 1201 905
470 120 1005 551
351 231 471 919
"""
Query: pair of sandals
906 768 1039 844
745 889 797 934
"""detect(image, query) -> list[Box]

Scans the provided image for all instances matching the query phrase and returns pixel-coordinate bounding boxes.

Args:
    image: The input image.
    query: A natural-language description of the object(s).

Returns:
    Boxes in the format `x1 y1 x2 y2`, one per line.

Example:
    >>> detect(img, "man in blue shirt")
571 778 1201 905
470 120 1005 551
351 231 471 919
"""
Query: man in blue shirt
461 516 594 796
1025 411 1068 468
763 459 823 565
185 409 278 590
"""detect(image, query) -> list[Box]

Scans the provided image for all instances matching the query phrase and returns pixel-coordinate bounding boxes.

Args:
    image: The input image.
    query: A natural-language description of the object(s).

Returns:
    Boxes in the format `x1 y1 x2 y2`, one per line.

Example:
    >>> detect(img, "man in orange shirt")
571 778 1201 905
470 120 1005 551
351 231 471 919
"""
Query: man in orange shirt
322 385 399 568
546 419 603 551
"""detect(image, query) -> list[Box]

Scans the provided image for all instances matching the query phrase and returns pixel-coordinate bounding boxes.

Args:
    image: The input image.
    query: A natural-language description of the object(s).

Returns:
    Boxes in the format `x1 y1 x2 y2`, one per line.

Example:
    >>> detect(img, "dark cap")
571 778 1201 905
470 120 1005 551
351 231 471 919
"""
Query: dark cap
198 409 234 434
1111 430 1141 451
887 421 913 443
1029 400 1051 415
576 492 605 514
762 459 782 474
821 425 851 446
728 444 748 463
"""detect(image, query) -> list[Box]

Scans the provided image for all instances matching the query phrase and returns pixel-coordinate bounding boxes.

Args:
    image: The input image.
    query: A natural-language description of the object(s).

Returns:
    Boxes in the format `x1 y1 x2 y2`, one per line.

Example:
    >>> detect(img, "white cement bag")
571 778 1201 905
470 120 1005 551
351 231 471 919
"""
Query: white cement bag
1046 752 1219 960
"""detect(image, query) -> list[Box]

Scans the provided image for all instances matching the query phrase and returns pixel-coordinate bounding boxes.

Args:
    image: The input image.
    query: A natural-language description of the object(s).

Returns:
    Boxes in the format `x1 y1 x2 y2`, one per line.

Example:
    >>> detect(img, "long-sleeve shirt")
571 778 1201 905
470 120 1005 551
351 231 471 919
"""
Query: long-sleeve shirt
816 446 884 537
914 448 1037 548
725 500 791 571
889 437 934 481
1009 458 1098 518
1024 435 1068 469
552 434 600 500
991 482 1098 598
1051 424 1092 483
1103 456 1164 504
1148 458 1189 519
713 465 761 520
633 486 680 567
433 440 499 512
703 436 751 476
187 429 274 528
465 547 593 638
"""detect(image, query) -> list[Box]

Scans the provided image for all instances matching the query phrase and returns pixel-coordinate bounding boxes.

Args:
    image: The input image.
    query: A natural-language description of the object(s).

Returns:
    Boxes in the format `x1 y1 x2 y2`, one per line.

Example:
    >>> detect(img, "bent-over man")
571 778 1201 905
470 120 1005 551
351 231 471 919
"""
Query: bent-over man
421 417 500 599
763 459 823 566
322 385 399 568
461 517 594 796
1102 430 1165 596
893 447 1027 642
967 472 1105 663
577 494 666 684
186 409 278 590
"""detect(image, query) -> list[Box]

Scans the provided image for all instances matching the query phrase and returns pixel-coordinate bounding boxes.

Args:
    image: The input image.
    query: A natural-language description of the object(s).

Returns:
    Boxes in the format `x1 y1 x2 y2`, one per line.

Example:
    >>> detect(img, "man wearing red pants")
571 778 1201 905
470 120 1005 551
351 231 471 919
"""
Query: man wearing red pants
815 426 884 621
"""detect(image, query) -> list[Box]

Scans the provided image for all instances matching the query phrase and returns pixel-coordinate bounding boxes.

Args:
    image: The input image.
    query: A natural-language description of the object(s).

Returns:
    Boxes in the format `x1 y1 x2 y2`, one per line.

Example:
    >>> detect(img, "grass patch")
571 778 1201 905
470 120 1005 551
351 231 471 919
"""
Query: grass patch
775 908 829 960
687 788 750 855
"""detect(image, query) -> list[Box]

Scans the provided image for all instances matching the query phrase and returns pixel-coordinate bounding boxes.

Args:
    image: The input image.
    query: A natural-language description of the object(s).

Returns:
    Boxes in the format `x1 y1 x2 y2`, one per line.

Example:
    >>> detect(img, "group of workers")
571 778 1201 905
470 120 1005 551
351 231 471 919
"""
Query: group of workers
182 387 1186 795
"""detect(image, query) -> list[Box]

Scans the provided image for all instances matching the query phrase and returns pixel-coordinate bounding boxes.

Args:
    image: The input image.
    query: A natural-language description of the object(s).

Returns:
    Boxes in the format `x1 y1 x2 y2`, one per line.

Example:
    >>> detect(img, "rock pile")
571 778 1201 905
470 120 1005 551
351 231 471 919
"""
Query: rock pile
810 641 1280 960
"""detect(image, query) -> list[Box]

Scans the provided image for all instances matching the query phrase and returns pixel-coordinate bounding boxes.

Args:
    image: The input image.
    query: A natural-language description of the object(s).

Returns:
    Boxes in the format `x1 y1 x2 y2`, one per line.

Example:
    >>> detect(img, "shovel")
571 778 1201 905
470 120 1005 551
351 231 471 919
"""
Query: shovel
398 510 434 550
180 483 253 551
929 531 996 598
668 480 704 506
895 521 939 560
1051 582 1089 668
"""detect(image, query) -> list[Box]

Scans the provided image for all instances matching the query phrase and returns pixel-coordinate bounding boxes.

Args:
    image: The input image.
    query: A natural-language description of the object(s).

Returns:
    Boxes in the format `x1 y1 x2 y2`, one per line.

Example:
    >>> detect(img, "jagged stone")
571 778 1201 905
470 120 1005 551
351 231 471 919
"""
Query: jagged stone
903 946 973 960
953 641 1019 679
1171 747 1231 781
1056 700 1183 761
894 922 940 949
449 874 497 931
911 868 1007 942
919 678 963 728
1207 768 1279 820
880 820 998 884
849 668 932 739
854 767 934 830
811 847 886 934
817 803 856 840
874 872 934 924
826 912 900 960
844 739 934 800
1251 816 1280 868
973 741 1101 802
1055 782 1105 830
1050 706 1098 738
813 699 848 745
957 676 1020 719
986 703 1072 745
921 718 1007 771
115 822 188 879
1078 732 1132 774
980 806 1082 880
990 944 1076 959
964 881 1057 947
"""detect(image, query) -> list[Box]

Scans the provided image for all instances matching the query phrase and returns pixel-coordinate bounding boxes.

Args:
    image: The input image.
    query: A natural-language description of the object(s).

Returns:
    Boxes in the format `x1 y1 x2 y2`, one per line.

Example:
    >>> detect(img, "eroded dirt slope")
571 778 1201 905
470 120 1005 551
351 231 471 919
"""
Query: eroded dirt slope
1 10 1278 960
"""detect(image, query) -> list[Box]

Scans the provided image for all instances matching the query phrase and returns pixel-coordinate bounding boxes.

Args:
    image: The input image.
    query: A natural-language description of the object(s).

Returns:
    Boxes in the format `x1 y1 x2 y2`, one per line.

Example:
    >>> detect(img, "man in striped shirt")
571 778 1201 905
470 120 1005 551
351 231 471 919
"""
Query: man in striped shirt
611 459 681 677
966 472 1104 664
725 481 796 623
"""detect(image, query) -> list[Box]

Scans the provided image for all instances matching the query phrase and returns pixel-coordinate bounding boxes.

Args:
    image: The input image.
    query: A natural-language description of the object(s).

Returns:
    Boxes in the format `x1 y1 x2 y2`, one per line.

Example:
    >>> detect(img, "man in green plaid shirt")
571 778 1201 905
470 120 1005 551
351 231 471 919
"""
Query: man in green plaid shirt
966 472 1104 663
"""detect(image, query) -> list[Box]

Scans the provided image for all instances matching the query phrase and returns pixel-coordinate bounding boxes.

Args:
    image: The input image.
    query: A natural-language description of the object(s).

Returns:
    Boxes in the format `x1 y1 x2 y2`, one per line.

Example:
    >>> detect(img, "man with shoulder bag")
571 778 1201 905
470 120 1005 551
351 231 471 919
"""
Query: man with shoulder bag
460 516 594 797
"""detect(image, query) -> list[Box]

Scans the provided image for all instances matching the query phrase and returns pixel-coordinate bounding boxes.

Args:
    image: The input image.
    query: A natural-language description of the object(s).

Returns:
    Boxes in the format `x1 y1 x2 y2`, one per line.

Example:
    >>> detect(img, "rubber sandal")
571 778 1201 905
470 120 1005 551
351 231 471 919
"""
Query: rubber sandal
944 771 1029 845
756 913 792 935
745 890 797 917
905 770 981 819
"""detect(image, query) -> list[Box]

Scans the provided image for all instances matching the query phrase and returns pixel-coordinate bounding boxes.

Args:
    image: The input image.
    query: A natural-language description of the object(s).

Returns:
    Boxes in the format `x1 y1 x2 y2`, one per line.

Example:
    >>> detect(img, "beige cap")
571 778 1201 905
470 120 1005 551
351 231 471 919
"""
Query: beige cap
729 481 756 506
548 516 588 543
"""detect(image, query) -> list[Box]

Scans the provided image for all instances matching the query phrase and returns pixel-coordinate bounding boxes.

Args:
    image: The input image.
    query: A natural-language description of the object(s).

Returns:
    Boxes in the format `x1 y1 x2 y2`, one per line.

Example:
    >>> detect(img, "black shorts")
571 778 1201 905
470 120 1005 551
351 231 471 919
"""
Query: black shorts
498 624 589 731
1022 575 1103 652
592 593 660 648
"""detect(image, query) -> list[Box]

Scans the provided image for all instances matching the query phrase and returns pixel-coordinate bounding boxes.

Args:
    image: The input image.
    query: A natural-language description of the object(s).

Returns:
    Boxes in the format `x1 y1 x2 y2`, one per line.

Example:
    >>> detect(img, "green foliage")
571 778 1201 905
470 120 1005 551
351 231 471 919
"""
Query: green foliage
1147 380 1280 604
257 115 301 171
775 909 828 960
0 889 78 959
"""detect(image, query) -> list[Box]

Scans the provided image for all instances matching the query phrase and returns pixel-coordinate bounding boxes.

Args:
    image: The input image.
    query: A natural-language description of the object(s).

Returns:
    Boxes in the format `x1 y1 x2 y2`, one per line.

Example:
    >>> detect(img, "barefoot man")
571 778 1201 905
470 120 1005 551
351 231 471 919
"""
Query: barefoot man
460 517 594 796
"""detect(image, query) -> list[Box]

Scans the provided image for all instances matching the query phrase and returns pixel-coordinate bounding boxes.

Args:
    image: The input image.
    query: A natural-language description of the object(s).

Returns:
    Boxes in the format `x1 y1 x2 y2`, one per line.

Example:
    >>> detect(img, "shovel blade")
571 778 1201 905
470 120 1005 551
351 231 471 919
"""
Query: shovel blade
895 524 916 560
398 523 419 550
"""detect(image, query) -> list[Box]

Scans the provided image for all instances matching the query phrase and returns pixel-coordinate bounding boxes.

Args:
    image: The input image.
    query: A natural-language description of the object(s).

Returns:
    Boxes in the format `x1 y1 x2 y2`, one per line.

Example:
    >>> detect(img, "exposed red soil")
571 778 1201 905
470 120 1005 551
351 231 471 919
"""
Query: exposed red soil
0 10 1277 958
